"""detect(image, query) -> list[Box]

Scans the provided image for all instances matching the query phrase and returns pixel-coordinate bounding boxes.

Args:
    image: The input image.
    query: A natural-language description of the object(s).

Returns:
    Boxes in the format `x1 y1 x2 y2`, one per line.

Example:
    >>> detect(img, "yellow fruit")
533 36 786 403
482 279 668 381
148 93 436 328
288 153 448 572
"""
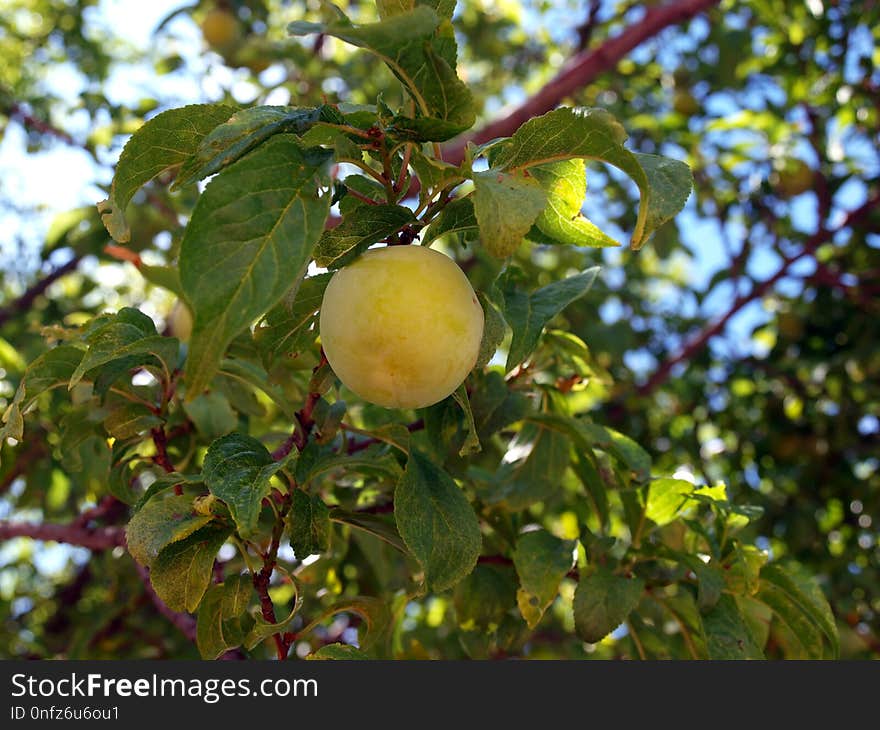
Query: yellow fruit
772 157 813 198
673 90 699 116
200 8 240 49
169 300 193 343
319 245 484 409
233 41 271 73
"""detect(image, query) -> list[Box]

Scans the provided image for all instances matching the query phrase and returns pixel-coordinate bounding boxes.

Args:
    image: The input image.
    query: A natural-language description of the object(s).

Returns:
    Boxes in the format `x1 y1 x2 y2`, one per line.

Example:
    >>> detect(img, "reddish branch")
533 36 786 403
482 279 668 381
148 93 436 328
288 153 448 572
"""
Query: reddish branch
637 192 880 397
5 102 75 144
272 351 328 460
0 441 46 494
73 495 126 528
0 255 83 328
441 0 722 165
252 495 293 660
0 521 125 550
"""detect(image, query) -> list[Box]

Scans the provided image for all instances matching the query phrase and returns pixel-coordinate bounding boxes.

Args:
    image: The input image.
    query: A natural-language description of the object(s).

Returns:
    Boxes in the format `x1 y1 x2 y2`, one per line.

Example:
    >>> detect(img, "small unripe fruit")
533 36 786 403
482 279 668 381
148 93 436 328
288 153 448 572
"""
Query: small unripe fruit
319 245 484 409
200 8 240 49
169 300 193 343
673 90 699 116
772 157 813 198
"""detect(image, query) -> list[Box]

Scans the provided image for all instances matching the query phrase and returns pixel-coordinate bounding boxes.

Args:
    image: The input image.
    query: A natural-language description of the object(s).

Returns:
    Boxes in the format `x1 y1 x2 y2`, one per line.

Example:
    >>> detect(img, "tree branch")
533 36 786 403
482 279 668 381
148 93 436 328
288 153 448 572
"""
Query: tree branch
636 192 880 396
0 255 83 328
252 494 292 660
0 440 46 495
272 350 328 461
5 102 75 145
441 0 722 165
0 520 125 550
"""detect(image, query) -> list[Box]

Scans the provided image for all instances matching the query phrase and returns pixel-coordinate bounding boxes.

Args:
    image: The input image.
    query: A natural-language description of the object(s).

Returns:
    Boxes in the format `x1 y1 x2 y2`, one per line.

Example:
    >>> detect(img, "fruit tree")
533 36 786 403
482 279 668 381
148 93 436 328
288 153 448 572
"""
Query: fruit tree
1 0 877 660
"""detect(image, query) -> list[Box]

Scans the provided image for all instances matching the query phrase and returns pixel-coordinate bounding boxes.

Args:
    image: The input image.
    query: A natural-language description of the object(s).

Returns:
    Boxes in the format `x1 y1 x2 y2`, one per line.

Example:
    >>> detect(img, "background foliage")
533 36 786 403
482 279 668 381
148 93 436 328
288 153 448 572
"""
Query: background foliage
0 0 877 660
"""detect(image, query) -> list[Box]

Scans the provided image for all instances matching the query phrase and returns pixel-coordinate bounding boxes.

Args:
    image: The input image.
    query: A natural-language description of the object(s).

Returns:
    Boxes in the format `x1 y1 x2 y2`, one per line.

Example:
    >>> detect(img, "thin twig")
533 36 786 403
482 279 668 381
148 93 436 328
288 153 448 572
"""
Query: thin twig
0 255 83 328
637 192 880 397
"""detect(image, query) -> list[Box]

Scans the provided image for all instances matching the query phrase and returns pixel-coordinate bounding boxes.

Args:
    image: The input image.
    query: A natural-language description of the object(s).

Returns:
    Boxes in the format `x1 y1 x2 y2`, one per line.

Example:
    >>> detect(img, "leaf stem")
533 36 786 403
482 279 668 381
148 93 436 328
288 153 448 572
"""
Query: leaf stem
393 143 413 194
345 186 382 206
232 536 258 574
337 156 388 187
626 620 647 660
652 595 699 660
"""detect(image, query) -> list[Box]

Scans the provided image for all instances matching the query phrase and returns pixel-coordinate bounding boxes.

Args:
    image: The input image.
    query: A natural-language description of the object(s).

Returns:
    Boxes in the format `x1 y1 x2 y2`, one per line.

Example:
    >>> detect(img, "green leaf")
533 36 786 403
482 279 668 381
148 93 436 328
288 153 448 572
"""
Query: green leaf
573 569 644 643
307 644 370 660
571 453 609 529
150 523 232 612
645 478 697 526
472 169 547 258
298 596 390 651
69 308 178 390
197 575 257 659
218 357 296 420
633 153 695 239
387 40 474 141
736 594 773 652
724 543 767 596
245 600 303 651
577 421 652 482
289 8 474 141
102 402 162 440
493 107 692 249
97 103 236 242
19 345 84 402
288 490 331 558
757 562 838 658
182 392 238 441
376 0 413 18
125 494 214 567
410 150 466 206
474 293 506 370
658 591 709 659
202 433 282 539
421 196 478 245
301 124 363 162
664 549 724 611
702 593 765 659
451 383 480 456
330 509 407 553
139 264 185 298
314 204 416 268
529 159 619 248
503 267 600 371
196 586 228 660
133 471 204 513
180 135 332 398
485 421 570 510
342 423 411 455
0 391 25 453
454 564 517 630
466 375 524 443
394 449 481 591
513 530 575 628
174 106 325 189
254 274 330 370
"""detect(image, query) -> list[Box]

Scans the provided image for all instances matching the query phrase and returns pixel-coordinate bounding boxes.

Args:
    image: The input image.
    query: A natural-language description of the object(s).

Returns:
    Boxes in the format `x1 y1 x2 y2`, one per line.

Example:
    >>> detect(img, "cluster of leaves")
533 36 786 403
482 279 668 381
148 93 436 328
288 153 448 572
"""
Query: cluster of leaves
1 0 862 659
